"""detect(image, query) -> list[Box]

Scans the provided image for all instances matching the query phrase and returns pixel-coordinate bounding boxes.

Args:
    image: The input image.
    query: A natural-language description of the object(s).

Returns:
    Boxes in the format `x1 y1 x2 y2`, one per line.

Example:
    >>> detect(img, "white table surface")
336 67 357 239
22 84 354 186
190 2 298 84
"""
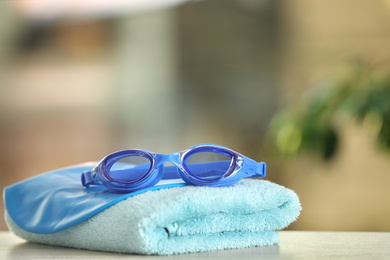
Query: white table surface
1 231 389 259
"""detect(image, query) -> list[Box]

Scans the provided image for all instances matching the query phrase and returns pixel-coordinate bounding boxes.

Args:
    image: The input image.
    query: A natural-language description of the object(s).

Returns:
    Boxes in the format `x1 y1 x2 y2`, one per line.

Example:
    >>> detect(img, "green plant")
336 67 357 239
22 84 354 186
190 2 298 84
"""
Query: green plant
270 64 390 159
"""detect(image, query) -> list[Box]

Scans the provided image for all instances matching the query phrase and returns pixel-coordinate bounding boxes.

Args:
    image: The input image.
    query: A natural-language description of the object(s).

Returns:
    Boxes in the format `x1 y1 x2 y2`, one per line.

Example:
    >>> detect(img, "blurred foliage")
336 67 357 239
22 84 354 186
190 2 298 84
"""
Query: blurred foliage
271 64 390 160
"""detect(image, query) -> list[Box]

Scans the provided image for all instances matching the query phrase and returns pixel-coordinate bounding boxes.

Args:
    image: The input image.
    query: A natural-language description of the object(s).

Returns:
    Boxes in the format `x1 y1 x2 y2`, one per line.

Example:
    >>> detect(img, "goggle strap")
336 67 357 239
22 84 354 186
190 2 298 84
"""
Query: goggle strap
161 164 180 180
256 162 267 178
81 171 96 187
242 159 267 178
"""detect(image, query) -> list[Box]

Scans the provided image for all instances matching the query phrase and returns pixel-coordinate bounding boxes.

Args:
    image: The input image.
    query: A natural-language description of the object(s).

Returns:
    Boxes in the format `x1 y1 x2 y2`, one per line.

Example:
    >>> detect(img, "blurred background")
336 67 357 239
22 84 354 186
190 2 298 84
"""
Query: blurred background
1 0 390 232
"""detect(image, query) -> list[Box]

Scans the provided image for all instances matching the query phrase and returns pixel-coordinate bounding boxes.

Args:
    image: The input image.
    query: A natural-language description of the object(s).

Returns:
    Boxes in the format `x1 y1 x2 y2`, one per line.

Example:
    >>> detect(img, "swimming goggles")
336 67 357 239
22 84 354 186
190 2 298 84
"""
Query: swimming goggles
81 144 266 193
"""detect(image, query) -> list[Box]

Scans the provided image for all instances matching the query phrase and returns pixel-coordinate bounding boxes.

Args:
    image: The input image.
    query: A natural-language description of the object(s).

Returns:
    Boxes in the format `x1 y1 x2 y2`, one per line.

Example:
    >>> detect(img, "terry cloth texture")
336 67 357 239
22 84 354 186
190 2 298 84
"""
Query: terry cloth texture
5 179 301 255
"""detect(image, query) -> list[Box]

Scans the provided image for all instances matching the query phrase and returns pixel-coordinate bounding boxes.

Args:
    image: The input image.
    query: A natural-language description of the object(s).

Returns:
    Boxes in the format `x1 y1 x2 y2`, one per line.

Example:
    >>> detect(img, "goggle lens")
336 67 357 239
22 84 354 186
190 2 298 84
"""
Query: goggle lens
185 152 233 181
108 155 152 184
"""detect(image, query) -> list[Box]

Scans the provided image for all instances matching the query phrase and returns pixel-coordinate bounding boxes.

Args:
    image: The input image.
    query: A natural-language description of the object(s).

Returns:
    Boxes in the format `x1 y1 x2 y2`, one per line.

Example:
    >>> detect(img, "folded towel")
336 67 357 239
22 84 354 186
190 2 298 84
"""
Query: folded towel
4 165 301 255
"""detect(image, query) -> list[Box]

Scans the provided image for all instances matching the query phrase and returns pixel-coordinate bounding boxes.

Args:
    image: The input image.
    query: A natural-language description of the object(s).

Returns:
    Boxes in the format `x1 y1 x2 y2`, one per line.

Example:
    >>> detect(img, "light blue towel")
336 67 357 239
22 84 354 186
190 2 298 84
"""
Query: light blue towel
5 179 301 255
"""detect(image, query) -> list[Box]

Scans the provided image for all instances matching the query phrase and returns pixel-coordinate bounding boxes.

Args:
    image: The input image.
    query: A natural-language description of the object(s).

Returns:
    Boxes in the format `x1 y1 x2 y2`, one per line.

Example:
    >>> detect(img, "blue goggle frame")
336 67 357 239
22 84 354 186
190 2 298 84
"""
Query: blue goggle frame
81 144 266 193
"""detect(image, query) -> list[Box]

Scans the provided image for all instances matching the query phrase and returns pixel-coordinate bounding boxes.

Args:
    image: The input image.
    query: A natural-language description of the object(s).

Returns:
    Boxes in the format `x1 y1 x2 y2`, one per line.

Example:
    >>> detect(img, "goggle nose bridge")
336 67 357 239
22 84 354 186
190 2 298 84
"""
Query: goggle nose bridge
154 152 182 168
